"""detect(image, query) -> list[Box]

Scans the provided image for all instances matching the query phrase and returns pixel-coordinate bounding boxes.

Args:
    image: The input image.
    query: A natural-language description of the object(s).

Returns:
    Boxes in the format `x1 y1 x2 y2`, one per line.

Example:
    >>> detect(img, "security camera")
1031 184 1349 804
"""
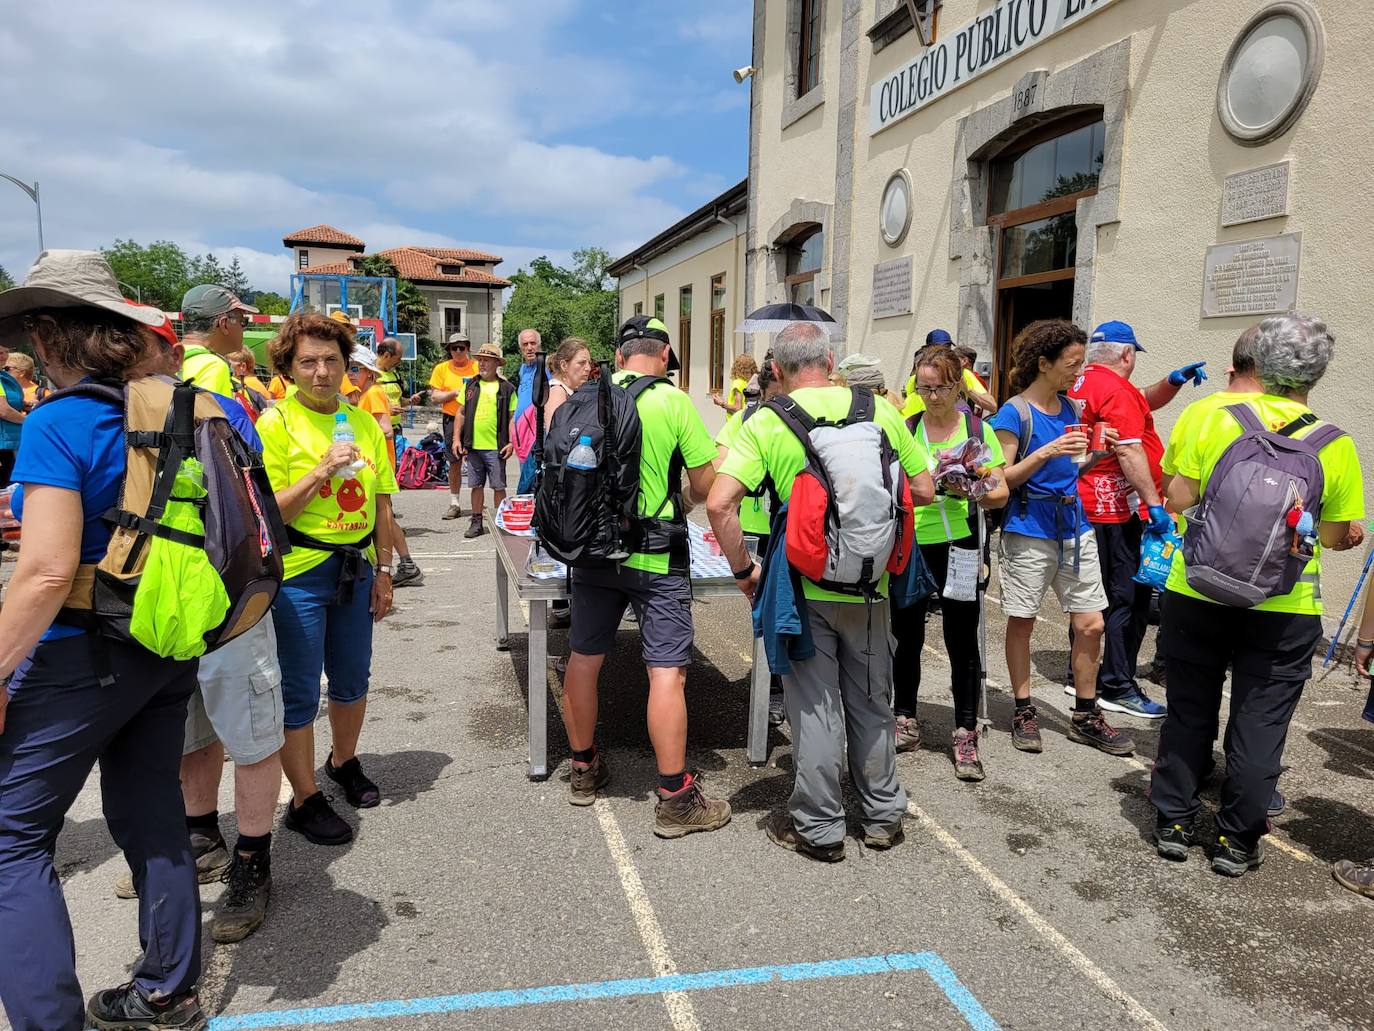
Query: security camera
732 65 755 84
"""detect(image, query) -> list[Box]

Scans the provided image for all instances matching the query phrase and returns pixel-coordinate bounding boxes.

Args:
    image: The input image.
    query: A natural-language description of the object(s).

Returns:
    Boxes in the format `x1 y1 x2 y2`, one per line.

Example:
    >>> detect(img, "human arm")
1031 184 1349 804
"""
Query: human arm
272 443 360 523
707 473 759 600
1354 573 1374 677
962 372 998 416
1142 363 1207 411
1329 523 1366 552
371 494 394 622
0 389 25 426
680 461 716 514
996 428 1087 490
450 412 466 458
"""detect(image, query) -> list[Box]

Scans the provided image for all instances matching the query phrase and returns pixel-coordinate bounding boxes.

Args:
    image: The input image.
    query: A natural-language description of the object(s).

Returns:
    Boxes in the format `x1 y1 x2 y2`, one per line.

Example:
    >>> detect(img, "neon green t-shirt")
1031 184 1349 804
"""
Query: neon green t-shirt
715 410 772 536
615 370 717 575
901 374 926 418
912 414 1005 545
1160 391 1260 476
721 386 932 603
727 377 749 410
1165 395 1364 615
470 379 516 452
181 345 234 395
258 395 399 580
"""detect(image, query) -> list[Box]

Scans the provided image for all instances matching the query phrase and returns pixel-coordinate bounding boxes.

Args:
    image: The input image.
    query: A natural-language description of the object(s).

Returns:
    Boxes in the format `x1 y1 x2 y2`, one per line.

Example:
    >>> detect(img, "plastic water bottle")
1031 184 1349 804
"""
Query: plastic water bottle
567 435 598 471
332 413 365 476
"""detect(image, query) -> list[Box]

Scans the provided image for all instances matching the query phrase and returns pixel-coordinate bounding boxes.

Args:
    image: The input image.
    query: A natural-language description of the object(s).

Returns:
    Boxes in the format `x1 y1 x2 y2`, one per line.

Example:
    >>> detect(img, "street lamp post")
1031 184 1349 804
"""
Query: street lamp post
0 173 44 254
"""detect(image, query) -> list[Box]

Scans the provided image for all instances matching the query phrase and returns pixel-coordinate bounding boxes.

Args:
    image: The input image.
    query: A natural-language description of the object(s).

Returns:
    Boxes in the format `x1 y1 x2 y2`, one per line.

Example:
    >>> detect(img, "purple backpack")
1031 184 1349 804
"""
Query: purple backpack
1181 404 1344 607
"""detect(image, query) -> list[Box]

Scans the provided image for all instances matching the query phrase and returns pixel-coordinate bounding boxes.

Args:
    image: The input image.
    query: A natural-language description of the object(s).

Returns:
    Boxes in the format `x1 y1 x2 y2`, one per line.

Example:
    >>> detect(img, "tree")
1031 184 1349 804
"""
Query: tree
0 264 14 291
501 251 618 377
188 252 226 287
249 290 290 316
102 239 192 309
224 256 252 298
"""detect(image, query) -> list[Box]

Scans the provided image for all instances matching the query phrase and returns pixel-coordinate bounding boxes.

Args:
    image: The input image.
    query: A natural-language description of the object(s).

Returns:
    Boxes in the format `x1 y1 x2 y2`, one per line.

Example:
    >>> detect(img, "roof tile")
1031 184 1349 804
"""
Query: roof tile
282 224 367 248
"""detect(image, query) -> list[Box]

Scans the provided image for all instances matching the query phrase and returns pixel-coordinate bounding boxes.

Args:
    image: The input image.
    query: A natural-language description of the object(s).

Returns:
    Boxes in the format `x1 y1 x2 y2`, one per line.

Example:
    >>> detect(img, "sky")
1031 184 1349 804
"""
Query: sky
0 0 752 295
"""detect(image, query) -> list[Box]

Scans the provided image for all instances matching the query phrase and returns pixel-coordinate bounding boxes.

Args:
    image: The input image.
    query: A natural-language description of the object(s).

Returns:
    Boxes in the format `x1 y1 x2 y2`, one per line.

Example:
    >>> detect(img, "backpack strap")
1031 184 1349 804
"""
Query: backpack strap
842 386 875 426
1007 395 1034 463
963 410 984 442
906 410 923 435
1224 403 1267 436
621 373 667 401
1296 421 1346 452
114 383 200 574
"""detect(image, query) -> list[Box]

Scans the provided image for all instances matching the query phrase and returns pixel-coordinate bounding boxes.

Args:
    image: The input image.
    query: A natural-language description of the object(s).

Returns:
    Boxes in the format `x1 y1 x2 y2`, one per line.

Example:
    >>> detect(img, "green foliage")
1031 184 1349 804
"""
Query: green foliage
501 248 618 377
0 264 14 291
102 239 283 310
188 252 225 287
355 255 431 338
224 256 252 297
249 291 290 316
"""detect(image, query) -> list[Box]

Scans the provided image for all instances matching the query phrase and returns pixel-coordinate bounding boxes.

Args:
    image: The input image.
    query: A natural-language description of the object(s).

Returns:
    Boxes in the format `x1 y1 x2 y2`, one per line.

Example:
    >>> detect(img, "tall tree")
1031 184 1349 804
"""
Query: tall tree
224 256 252 297
188 252 226 287
0 264 14 291
102 239 191 309
248 290 290 316
502 251 617 374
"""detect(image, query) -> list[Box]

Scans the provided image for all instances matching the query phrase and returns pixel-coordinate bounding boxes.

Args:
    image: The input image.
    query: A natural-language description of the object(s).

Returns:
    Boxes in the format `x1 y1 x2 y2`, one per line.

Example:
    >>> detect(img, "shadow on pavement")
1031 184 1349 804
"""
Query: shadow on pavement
54 815 123 883
1305 726 1374 780
1280 794 1374 864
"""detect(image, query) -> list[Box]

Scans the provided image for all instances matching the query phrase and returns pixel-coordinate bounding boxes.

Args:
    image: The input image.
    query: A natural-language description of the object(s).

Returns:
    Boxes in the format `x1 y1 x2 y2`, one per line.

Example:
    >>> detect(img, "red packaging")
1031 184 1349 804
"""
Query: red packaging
1091 423 1111 451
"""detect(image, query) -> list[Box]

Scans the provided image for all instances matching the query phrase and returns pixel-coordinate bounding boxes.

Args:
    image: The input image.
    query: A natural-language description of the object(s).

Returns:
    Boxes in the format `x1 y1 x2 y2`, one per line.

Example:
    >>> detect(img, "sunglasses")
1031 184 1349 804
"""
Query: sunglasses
449 345 468 352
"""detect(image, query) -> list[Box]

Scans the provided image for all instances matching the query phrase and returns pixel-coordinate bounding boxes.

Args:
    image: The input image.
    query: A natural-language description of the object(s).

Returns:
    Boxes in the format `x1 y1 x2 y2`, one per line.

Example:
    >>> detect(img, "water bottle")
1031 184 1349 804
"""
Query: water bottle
332 413 365 476
567 434 598 471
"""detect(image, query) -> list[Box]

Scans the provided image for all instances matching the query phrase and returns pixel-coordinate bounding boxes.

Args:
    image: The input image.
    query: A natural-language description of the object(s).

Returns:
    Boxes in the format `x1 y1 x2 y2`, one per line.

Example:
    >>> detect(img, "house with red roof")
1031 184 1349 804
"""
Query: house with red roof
282 225 509 345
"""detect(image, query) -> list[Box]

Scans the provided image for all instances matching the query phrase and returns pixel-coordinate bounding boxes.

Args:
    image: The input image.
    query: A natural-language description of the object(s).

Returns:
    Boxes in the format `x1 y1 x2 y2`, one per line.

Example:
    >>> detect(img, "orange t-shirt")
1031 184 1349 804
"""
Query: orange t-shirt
429 359 479 417
359 384 395 466
268 375 293 400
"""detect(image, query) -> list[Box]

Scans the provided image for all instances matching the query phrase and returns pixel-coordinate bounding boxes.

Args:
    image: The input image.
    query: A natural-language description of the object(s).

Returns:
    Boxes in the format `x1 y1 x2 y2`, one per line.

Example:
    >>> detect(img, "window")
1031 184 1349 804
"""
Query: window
798 0 821 97
709 274 727 392
654 294 665 321
989 118 1104 216
298 249 309 270
678 286 693 391
785 226 823 306
442 305 463 338
633 301 643 316
439 263 464 276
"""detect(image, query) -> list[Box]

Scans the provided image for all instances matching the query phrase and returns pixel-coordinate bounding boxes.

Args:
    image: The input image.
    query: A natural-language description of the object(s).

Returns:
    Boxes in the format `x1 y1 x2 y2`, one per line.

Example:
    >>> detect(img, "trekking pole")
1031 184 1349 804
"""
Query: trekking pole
976 502 991 738
1322 543 1374 667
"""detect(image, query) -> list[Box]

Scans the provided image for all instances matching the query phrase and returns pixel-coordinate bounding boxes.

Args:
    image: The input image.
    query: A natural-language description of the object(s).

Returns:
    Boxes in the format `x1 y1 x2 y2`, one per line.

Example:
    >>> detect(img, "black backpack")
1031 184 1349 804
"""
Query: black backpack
534 365 678 569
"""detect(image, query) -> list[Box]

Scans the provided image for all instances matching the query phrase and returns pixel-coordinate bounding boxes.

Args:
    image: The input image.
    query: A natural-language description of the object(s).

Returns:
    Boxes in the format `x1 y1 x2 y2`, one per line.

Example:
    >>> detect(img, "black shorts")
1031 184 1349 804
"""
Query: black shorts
570 565 693 668
442 414 456 447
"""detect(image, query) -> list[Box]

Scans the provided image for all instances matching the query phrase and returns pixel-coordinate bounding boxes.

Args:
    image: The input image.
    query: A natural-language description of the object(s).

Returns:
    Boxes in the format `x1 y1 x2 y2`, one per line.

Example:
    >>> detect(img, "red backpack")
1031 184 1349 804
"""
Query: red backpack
396 447 432 490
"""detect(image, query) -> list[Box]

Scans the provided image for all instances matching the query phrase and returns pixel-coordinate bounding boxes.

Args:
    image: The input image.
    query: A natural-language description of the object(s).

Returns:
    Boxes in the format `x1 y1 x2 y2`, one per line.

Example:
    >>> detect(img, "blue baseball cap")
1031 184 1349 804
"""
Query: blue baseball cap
1090 320 1145 352
925 328 953 346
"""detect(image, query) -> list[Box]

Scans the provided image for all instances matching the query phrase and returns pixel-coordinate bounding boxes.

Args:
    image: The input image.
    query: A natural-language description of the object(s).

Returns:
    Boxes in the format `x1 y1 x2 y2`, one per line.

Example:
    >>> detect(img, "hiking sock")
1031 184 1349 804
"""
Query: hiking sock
571 746 597 765
658 770 687 794
235 831 272 857
1014 697 1033 711
1074 695 1097 713
187 810 219 833
450 492 462 505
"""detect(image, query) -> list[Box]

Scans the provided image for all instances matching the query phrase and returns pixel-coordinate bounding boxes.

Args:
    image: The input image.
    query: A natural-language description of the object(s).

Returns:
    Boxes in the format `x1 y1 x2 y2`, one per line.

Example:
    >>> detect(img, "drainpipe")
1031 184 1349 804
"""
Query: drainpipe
717 211 743 364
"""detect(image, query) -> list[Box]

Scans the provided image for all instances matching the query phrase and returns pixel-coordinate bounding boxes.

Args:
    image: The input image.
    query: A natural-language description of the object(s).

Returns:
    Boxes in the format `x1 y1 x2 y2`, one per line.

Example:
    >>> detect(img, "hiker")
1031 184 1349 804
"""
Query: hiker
989 319 1135 757
376 336 410 453
450 342 517 539
1151 312 1364 878
258 313 398 847
891 346 1008 779
711 352 759 414
708 321 936 862
3 350 46 410
514 328 543 494
228 347 271 416
0 342 24 488
836 353 900 409
1335 572 1374 901
427 332 478 520
178 282 259 395
559 315 731 837
953 344 998 415
1066 320 1208 718
0 251 208 1030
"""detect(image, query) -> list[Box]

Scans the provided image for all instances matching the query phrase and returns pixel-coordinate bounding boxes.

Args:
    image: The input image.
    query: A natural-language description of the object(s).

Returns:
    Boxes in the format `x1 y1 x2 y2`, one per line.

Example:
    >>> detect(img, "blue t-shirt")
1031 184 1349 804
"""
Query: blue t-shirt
515 361 538 417
989 396 1089 541
0 370 23 449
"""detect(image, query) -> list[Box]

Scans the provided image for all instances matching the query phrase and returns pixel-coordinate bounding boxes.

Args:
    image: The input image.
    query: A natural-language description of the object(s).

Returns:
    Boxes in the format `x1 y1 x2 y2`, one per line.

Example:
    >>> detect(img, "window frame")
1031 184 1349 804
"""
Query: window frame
785 225 824 305
798 0 820 98
298 249 309 270
709 273 727 393
654 294 665 321
678 285 693 392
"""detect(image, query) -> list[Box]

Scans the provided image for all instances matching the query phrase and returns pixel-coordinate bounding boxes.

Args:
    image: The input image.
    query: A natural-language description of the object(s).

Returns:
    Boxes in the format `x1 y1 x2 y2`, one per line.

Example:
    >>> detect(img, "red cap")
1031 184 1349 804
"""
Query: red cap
124 300 179 348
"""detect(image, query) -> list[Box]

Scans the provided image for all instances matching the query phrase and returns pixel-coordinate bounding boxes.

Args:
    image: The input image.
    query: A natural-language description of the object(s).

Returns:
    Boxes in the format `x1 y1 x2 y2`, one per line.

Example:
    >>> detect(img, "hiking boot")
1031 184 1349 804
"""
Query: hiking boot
1011 705 1043 753
768 690 786 727
1098 688 1167 719
284 791 353 846
1068 707 1136 756
325 751 380 808
653 774 731 839
1154 819 1197 861
212 850 271 944
952 727 985 782
1268 788 1286 818
569 753 610 806
862 823 906 851
442 503 462 520
392 557 424 588
549 602 571 629
894 715 922 753
1210 835 1264 877
86 983 206 1030
114 827 230 900
1331 858 1374 900
765 811 844 862
464 514 485 538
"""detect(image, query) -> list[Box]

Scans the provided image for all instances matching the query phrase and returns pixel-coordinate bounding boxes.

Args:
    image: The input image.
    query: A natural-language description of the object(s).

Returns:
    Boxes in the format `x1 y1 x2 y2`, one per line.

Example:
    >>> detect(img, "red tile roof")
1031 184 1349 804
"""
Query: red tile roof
305 246 510 287
282 224 366 249
414 245 503 264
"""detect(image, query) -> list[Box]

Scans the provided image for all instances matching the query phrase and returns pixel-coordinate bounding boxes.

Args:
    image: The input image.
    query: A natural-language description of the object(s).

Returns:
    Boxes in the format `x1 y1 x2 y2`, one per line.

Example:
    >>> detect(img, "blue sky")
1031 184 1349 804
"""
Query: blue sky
0 0 752 294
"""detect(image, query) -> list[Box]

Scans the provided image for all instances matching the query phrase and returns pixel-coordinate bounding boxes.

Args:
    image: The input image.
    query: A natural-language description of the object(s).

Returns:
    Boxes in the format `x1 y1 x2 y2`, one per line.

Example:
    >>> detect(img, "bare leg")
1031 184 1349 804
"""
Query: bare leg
281 726 318 803
233 753 283 837
327 697 367 765
645 666 688 775
391 510 410 560
471 485 486 517
1069 611 1105 701
562 651 604 751
180 741 225 818
1005 615 1036 700
493 488 507 509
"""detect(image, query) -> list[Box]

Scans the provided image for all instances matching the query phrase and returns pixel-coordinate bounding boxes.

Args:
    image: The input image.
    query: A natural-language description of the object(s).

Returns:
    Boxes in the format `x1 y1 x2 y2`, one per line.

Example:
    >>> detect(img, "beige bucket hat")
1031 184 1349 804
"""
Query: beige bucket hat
0 250 169 327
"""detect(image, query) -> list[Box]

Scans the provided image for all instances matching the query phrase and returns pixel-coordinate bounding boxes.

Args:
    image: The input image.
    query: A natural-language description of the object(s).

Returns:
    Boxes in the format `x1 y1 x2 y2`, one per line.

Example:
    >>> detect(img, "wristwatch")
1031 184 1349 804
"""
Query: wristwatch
732 562 755 580
376 564 394 577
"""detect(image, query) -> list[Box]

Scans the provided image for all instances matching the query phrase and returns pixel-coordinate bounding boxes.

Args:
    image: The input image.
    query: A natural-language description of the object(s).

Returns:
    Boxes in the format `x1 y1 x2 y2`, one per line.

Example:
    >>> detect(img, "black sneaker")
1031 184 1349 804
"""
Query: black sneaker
1011 705 1043 753
1068 707 1136 756
325 751 381 808
1154 819 1196 861
862 823 906 851
1211 835 1264 877
765 811 844 863
392 557 424 588
284 791 354 846
86 983 206 1030
212 850 271 944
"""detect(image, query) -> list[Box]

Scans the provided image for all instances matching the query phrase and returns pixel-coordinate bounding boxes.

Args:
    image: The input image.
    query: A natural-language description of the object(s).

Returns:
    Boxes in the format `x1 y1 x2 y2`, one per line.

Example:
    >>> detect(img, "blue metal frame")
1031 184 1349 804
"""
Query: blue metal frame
289 273 398 334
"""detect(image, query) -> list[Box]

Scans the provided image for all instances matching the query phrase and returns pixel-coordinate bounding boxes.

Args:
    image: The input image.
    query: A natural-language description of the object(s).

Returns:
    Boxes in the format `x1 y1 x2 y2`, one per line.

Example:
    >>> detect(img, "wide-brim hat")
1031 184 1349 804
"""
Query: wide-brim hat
0 250 169 328
349 345 381 373
473 342 503 361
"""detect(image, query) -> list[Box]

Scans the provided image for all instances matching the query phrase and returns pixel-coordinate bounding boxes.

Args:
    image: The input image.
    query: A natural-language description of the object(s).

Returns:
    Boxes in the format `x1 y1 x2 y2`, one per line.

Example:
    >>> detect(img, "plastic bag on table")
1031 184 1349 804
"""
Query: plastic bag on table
933 437 997 501
1134 528 1181 591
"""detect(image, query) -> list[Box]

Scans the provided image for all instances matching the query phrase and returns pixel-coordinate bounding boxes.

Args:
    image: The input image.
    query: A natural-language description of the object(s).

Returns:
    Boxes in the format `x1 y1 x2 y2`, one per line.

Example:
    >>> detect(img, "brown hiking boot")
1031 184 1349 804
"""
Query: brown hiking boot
654 774 730 839
1011 704 1043 753
1332 858 1374 900
212 850 271 944
442 503 462 520
114 827 230 900
765 811 844 862
952 727 986 781
1068 706 1136 756
862 822 906 851
569 753 610 806
894 715 921 753
463 514 485 538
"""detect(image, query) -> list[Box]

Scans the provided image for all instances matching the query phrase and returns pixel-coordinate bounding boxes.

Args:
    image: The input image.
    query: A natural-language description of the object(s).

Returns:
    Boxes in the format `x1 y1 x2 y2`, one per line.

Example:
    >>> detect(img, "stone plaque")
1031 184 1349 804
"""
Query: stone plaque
1201 232 1301 319
872 256 913 319
1221 162 1291 227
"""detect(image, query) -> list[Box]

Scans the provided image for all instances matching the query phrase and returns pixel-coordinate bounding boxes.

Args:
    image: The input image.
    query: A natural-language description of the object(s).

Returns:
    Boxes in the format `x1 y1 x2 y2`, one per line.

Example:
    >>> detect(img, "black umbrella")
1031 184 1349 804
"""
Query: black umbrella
735 302 842 338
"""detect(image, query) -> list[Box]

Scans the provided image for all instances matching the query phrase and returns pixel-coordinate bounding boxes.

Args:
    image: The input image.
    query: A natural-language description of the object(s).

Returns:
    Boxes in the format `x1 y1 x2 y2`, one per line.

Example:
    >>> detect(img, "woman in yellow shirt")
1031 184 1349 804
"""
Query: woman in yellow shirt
711 353 758 415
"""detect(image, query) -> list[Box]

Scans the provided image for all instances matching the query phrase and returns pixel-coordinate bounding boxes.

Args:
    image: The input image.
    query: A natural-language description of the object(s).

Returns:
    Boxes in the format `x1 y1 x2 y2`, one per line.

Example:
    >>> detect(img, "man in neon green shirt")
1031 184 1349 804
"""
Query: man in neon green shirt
451 343 517 538
708 322 936 862
562 316 730 840
1151 312 1364 877
179 283 259 394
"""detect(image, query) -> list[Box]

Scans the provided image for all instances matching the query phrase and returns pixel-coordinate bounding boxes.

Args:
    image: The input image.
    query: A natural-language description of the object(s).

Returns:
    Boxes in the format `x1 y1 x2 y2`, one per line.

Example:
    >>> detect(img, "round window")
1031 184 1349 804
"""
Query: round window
1217 2 1324 146
880 169 912 247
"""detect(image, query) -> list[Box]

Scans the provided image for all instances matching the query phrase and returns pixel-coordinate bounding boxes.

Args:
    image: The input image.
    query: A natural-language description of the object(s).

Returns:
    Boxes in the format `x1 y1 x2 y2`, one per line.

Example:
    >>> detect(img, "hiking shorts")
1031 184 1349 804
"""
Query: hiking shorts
184 618 285 765
570 565 693 667
998 529 1108 618
465 449 506 489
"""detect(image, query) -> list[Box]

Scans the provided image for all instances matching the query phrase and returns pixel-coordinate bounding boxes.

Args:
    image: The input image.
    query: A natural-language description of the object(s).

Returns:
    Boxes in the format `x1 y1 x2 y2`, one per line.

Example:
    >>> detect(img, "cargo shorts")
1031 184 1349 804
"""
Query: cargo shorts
570 565 694 668
998 530 1108 618
183 617 285 765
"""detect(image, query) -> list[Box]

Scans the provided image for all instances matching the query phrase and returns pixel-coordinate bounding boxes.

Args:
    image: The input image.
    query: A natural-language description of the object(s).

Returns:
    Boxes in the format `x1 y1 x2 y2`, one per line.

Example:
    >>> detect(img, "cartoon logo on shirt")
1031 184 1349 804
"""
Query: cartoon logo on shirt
318 482 333 500
336 479 367 518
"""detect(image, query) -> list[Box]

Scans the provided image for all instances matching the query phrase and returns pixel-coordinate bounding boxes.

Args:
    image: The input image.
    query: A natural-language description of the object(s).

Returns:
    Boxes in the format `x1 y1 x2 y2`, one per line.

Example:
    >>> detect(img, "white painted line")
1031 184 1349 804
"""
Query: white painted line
906 799 1170 1031
592 800 702 1031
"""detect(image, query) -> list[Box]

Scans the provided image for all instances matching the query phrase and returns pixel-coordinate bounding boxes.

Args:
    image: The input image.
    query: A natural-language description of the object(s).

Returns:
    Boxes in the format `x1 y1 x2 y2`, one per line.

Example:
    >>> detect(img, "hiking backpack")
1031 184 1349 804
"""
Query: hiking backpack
43 376 289 658
1181 404 1345 608
767 388 914 596
534 366 683 570
396 446 433 490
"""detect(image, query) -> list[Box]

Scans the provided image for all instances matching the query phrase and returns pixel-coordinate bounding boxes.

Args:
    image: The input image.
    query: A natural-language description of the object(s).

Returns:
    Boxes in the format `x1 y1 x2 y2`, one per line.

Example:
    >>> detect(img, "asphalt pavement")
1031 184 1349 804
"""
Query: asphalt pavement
34 487 1374 1031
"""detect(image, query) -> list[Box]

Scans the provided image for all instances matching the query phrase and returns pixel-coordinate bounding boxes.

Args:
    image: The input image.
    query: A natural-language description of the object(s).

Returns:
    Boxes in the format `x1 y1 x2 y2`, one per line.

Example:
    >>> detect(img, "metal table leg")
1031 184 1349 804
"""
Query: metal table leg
528 599 549 781
747 632 770 766
495 550 510 652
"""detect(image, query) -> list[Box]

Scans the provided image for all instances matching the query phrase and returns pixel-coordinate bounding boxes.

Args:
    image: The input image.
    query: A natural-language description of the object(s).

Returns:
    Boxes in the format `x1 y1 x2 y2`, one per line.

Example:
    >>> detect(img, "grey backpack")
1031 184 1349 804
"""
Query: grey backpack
1181 404 1344 607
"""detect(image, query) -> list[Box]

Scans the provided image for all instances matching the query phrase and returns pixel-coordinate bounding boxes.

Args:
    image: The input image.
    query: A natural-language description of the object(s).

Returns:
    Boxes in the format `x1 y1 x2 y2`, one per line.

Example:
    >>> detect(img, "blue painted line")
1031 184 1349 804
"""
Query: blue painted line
209 951 999 1030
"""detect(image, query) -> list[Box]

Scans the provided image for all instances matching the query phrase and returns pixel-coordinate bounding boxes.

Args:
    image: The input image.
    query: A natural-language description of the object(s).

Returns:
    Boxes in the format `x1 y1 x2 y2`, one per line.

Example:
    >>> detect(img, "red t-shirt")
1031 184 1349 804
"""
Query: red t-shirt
1068 364 1163 524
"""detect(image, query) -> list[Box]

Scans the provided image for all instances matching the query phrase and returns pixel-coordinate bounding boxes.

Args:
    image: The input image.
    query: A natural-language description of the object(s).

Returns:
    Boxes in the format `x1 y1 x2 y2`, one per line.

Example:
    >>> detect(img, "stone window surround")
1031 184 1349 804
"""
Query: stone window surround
765 199 834 305
782 0 827 129
948 39 1130 366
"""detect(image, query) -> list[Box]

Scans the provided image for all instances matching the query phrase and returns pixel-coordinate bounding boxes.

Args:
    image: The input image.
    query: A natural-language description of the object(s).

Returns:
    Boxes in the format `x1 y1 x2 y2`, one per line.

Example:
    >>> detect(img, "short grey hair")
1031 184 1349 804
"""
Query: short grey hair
619 335 665 360
1084 339 1132 366
772 322 832 377
182 315 217 337
518 328 541 344
1253 312 1334 394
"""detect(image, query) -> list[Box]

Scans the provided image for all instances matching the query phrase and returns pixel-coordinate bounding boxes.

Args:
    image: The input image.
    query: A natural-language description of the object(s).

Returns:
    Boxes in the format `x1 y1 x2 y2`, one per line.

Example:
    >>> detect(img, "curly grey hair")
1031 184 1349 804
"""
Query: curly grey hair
1252 312 1334 394
772 322 832 377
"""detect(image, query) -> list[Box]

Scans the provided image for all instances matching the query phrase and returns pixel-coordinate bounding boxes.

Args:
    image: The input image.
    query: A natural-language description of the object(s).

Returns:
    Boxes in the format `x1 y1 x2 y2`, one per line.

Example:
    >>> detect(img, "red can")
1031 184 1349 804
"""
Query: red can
1091 423 1111 451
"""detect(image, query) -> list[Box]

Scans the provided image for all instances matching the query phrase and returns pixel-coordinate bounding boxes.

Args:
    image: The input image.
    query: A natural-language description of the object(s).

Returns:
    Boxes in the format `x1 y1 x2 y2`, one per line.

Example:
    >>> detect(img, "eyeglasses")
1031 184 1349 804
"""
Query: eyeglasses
914 383 956 397
449 346 468 353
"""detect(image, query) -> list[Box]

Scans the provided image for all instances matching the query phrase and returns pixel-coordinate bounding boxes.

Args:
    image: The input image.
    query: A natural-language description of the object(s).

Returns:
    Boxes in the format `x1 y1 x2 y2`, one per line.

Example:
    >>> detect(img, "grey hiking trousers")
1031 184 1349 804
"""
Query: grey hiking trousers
783 599 907 847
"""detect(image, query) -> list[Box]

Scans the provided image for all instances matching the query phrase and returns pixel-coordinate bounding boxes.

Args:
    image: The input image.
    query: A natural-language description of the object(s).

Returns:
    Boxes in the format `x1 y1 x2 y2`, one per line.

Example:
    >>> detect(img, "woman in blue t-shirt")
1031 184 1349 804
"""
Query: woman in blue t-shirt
989 319 1134 760
0 252 208 1030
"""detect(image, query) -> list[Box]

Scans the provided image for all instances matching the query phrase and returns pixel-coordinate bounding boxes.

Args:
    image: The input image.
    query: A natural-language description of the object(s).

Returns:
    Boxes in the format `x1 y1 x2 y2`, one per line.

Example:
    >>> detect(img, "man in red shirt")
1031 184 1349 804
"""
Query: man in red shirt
1069 321 1206 717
